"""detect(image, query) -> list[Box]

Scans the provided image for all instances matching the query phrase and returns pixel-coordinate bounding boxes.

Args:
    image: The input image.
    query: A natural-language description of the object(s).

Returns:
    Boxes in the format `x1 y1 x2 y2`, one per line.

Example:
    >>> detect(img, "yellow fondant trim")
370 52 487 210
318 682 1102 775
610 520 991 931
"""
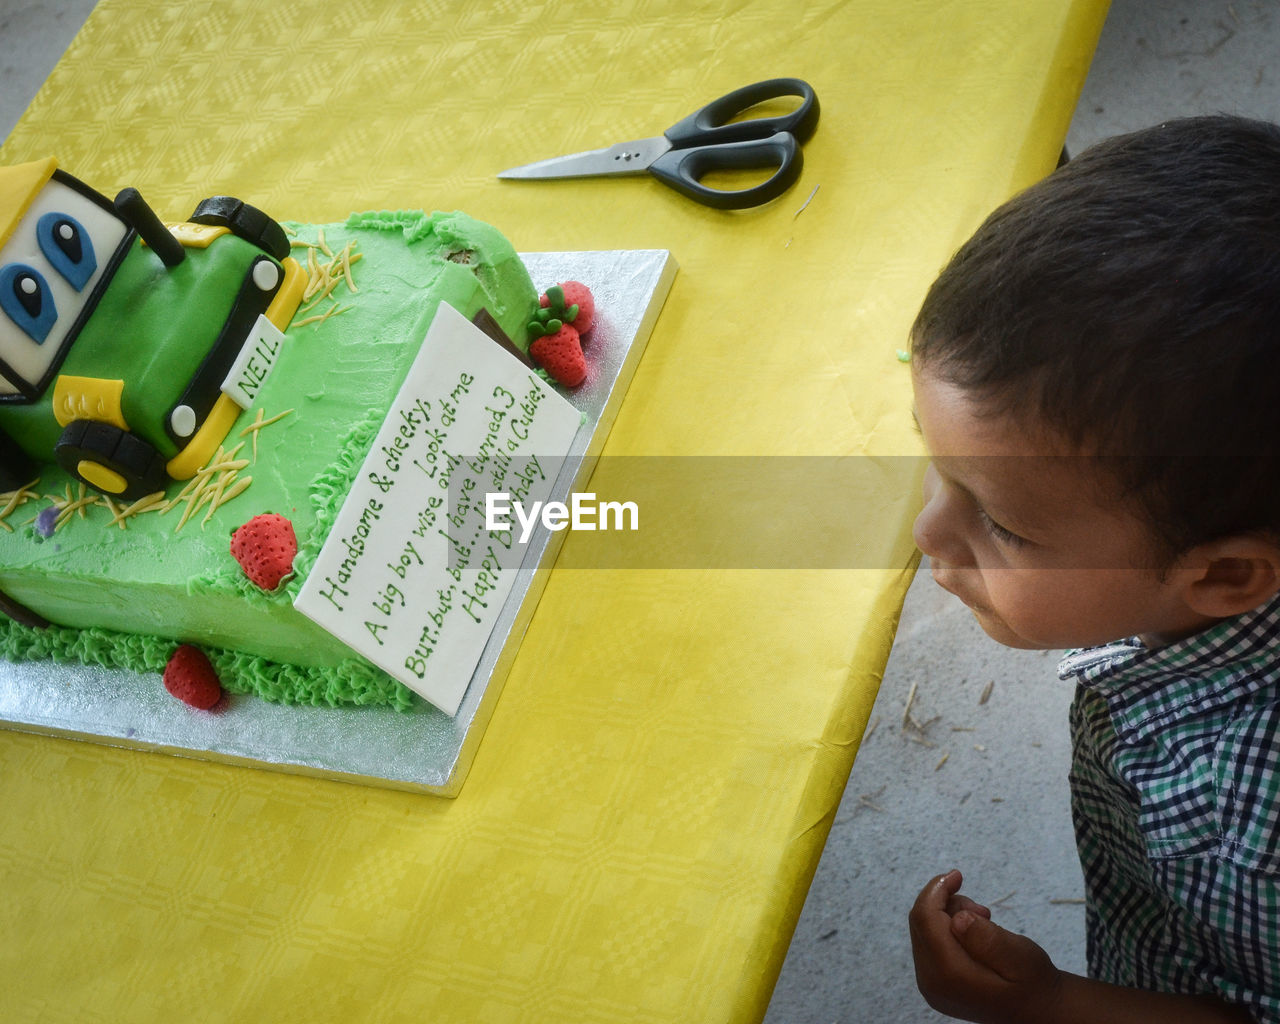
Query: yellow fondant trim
164 258 301 483
77 460 128 495
0 156 57 250
52 376 129 430
266 256 306 330
166 393 242 481
161 221 231 248
163 258 302 482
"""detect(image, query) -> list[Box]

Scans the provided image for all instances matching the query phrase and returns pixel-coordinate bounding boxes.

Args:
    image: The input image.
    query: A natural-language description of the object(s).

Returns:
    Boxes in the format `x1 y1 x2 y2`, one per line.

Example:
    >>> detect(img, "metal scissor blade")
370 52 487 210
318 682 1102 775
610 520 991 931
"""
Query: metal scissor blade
497 135 672 180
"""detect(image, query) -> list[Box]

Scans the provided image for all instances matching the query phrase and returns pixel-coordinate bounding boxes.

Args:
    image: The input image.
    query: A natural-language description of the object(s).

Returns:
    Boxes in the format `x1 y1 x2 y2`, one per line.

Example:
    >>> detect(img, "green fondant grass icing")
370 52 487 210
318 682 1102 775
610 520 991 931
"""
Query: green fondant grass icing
0 617 416 711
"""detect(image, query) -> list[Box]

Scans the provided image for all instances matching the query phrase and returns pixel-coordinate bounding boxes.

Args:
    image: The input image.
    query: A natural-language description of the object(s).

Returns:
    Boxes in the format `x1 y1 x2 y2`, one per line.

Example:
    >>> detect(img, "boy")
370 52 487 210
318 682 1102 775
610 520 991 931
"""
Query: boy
905 116 1280 1024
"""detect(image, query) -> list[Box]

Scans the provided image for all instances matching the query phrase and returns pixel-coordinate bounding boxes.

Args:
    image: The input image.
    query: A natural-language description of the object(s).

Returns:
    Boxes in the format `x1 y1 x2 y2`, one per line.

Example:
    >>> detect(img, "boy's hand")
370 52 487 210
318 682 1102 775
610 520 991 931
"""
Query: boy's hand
910 870 1255 1024
909 869 1063 1023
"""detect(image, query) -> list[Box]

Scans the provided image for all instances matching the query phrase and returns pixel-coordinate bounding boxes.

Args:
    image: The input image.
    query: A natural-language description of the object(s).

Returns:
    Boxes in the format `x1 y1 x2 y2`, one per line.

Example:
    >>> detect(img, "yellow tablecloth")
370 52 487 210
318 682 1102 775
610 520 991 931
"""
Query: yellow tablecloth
0 1 1106 1020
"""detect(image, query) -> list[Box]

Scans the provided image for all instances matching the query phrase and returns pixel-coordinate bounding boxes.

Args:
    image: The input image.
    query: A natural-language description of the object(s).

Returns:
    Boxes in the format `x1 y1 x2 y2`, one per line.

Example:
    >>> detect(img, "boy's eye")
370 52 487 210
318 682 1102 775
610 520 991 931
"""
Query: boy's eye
976 507 1026 547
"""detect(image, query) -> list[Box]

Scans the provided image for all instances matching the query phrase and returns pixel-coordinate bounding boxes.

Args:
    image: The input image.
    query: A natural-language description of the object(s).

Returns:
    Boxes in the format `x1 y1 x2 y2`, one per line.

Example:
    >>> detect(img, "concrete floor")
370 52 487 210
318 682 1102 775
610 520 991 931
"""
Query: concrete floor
0 0 97 139
4 1 1280 1021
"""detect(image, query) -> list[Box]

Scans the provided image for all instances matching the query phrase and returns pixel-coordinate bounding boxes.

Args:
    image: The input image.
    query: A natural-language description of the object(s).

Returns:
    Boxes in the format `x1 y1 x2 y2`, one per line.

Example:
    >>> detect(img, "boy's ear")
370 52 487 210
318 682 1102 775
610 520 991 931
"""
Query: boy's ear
1179 535 1280 619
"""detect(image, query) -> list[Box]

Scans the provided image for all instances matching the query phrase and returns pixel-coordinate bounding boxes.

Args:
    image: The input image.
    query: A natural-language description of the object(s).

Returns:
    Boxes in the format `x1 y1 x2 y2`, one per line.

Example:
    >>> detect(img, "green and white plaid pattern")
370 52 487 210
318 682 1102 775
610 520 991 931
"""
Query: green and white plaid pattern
1060 594 1280 1022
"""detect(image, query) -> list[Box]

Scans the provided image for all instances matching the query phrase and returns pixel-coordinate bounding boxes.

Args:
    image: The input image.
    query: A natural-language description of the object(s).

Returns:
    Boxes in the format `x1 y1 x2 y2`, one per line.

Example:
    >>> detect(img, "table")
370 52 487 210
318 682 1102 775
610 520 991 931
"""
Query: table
0 1 1107 1020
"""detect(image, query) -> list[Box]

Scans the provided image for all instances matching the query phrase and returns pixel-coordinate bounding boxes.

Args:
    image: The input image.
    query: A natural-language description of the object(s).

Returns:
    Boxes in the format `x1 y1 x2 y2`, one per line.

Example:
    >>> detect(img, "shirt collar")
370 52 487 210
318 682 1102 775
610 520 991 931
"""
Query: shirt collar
1057 590 1280 740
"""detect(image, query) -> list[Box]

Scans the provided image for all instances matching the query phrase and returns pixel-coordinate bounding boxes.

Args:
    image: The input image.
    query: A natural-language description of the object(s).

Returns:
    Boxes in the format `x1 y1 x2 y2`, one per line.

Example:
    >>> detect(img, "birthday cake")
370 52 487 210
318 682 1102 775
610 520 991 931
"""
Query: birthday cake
0 158 595 713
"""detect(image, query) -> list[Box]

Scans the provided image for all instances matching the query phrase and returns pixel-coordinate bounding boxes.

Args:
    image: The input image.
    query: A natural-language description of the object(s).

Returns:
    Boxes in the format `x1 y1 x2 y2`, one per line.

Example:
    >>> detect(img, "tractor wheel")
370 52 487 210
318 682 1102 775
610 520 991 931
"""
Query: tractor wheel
189 197 290 261
55 420 168 501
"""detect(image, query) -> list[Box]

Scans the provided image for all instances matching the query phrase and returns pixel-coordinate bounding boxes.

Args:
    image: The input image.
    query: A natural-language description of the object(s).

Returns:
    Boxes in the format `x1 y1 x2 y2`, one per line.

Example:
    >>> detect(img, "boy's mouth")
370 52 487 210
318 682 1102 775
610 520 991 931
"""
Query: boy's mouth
930 567 990 616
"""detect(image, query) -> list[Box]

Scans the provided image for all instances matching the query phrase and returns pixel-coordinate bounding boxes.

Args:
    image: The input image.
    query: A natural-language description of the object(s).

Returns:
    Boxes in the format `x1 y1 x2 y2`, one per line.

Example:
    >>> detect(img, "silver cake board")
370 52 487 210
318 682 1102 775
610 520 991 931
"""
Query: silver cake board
0 249 677 797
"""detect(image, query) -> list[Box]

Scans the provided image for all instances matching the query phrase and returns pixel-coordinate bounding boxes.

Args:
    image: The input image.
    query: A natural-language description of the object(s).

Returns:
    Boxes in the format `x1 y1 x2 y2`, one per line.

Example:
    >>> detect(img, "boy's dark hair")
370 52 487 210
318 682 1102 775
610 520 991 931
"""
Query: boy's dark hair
911 114 1280 559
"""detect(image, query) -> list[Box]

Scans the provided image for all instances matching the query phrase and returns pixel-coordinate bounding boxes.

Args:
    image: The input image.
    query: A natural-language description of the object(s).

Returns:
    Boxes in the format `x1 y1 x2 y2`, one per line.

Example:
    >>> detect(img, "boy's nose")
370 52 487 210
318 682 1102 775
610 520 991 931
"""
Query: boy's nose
912 464 967 565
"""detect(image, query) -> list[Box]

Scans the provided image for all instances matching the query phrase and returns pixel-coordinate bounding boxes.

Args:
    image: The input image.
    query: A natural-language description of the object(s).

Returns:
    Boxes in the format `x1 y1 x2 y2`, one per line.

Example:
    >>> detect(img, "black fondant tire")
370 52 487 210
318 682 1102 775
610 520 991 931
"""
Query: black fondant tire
0 427 37 492
189 196 290 261
55 420 168 501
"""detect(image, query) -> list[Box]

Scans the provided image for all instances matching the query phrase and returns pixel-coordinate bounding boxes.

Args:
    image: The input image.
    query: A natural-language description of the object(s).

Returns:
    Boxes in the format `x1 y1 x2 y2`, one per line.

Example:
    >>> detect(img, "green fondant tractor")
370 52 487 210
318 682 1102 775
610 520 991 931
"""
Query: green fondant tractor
0 158 304 501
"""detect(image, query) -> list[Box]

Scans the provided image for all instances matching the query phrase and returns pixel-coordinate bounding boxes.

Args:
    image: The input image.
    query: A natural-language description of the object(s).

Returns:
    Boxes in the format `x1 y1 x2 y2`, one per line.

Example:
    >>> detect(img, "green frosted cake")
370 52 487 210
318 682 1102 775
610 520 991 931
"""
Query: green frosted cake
0 158 544 710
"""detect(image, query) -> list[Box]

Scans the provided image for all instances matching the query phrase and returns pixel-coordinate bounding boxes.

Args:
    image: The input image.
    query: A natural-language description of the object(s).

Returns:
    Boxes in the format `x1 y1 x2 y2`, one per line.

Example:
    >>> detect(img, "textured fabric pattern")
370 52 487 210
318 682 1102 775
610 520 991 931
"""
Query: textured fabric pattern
1062 594 1280 1022
0 0 1105 1020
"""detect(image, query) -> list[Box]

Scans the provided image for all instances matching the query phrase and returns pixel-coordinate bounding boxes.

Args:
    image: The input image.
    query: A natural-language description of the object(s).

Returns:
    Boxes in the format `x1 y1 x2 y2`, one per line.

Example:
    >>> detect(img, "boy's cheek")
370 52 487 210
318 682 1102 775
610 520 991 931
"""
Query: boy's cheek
966 582 1055 649
979 573 1122 650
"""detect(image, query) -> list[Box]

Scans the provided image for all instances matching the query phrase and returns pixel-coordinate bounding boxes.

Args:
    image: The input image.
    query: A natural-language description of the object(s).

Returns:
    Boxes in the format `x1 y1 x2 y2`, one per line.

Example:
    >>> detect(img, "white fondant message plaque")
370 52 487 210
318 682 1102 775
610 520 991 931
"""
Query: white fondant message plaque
294 301 582 716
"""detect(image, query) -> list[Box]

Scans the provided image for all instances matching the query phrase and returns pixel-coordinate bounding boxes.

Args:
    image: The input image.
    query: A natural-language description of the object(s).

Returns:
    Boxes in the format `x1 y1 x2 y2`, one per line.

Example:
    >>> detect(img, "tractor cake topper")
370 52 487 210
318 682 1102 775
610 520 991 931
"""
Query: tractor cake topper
0 158 597 506
0 157 305 501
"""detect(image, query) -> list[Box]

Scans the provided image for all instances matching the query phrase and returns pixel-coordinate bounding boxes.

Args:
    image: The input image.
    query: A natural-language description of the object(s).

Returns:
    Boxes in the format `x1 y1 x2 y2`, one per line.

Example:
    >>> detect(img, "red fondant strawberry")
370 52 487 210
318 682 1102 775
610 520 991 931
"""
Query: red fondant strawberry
529 323 587 387
163 644 223 709
230 513 298 591
539 280 595 335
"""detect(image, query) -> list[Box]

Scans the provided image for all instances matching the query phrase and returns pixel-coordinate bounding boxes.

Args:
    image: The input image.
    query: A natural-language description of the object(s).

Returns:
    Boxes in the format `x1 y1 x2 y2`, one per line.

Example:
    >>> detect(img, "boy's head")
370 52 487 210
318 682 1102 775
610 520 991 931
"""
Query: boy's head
911 115 1280 649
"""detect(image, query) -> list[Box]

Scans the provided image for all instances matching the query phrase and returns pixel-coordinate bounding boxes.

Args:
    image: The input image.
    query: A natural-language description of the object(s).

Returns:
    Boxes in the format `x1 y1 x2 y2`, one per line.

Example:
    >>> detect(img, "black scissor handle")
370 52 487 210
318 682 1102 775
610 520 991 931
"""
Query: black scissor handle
663 77 819 149
649 134 802 209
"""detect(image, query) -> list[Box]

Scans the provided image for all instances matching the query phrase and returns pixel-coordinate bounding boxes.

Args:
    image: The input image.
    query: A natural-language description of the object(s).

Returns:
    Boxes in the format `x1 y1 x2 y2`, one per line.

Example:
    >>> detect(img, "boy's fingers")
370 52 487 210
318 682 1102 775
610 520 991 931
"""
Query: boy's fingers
951 910 1000 956
913 869 963 914
951 911 1049 982
910 870 990 923
909 870 969 957
946 894 992 919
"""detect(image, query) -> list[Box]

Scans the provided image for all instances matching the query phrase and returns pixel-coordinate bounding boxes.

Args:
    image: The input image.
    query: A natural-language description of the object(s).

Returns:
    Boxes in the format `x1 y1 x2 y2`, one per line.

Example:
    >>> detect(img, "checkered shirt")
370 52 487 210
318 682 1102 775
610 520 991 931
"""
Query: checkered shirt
1059 592 1280 1023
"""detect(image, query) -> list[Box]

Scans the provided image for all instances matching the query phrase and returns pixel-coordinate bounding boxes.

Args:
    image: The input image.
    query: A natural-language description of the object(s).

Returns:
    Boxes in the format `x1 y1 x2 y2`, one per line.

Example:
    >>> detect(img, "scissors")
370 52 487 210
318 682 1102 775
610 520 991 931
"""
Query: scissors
497 78 819 210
